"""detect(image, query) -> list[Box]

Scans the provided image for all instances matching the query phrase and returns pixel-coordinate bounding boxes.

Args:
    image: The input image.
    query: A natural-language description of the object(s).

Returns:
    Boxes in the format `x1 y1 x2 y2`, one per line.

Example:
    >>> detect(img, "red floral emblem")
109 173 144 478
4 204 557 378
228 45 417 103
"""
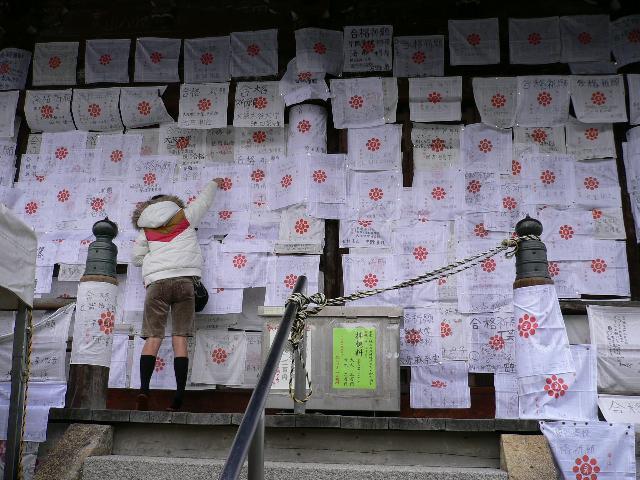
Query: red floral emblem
137 101 151 116
55 146 69 160
440 322 452 338
478 138 493 153
431 137 446 152
366 137 381 151
427 91 442 104
91 197 105 212
537 91 553 106
531 128 547 144
143 172 156 186
548 262 560 277
573 455 600 479
431 186 447 200
252 130 267 143
591 258 607 273
404 329 422 346
481 258 497 273
251 169 265 183
578 31 592 45
232 254 247 269
584 176 599 190
358 219 372 228
0 63 10 74
438 278 447 286
528 32 542 45
24 201 38 215
281 174 293 189
628 29 640 43
489 335 505 351
368 187 384 201
361 40 376 54
502 196 518 211
467 33 481 46
297 119 311 133
313 42 327 54
212 348 228 364
198 98 212 112
86 102 101 117
592 209 602 220
544 374 569 398
40 104 54 119
98 310 115 335
253 96 268 109
511 159 522 176
218 177 232 191
175 136 190 150
200 52 214 65
312 169 327 183
35 175 45 182
349 95 364 109
57 189 70 203
150 51 163 64
247 43 261 56
581 128 599 142
297 71 312 81
295 219 310 234
363 273 379 288
413 246 428 261
283 274 299 289
154 357 165 372
467 179 482 194
218 210 233 220
491 93 507 108
187 196 196 205
431 380 447 388
540 170 556 184
110 149 124 163
559 224 574 240
99 54 112 65
591 91 607 106
412 51 426 64
518 314 538 338
48 56 61 69
474 223 488 238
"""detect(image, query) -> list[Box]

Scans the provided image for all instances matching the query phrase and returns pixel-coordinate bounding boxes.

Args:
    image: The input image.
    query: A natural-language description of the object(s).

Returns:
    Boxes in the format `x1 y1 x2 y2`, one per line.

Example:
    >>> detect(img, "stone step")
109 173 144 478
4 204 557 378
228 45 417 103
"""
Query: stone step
82 455 508 480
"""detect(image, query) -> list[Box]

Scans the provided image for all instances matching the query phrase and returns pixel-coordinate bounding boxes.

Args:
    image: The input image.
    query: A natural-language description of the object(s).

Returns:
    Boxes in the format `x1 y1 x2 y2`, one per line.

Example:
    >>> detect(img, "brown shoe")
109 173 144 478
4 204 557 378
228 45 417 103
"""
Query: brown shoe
136 393 149 411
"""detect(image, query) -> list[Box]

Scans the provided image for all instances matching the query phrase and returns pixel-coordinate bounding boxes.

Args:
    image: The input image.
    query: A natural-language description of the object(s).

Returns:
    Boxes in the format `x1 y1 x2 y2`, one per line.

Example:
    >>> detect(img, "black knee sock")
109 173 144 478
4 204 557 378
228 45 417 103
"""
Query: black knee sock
171 357 189 409
140 355 156 395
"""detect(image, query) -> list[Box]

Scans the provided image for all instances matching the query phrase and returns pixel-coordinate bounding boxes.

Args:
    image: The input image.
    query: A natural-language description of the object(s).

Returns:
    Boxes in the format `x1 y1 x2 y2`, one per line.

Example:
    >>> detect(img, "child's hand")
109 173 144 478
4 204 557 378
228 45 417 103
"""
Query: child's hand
213 178 224 188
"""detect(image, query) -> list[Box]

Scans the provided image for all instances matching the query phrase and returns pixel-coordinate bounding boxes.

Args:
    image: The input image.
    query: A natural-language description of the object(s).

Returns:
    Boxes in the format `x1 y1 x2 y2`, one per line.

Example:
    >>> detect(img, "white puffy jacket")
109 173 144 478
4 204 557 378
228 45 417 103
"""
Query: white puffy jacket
132 181 218 286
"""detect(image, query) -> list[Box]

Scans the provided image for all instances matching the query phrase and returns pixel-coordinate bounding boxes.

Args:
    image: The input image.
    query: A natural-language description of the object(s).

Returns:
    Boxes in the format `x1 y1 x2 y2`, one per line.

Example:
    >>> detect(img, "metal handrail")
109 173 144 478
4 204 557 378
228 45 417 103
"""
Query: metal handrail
219 275 308 480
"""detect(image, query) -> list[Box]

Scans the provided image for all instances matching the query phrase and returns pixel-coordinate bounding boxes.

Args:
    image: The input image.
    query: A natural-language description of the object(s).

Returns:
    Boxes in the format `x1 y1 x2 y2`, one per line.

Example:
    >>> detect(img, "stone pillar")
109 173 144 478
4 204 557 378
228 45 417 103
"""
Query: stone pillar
66 219 119 409
513 216 553 289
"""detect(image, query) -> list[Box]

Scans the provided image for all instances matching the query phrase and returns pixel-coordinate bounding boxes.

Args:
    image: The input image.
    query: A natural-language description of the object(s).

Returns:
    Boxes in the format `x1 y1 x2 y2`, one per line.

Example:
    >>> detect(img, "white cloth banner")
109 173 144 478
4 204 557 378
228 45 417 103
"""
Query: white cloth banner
513 284 574 378
347 124 401 171
628 74 640 126
85 39 131 84
294 28 343 76
560 14 611 63
192 330 247 385
0 91 19 138
410 362 471 408
130 336 178 390
95 133 142 180
70 281 118 367
72 87 123 131
126 155 176 203
230 29 278 78
278 204 324 245
400 306 442 366
159 123 207 165
287 104 327 155
611 15 640 67
540 421 636 480
233 81 284 128
570 75 627 123
575 159 621 208
467 311 516 373
515 76 570 127
0 48 31 91
183 37 231 83
120 86 173 128
108 334 130 388
306 154 346 204
522 153 575 207
382 77 398 124
233 126 284 165
32 41 78 86
339 218 392 249
411 123 461 171
508 17 561 65
462 123 512 173
448 18 500 65
393 35 444 78
539 208 595 261
514 126 566 154
472 77 517 129
597 395 640 423
495 372 519 419
264 255 320 307
209 243 267 289
39 131 88 176
25 89 76 133
178 83 229 129
134 37 180 83
409 77 462 122
347 170 401 220
576 240 630 296
267 155 306 211
342 25 393 72
342 253 398 306
411 169 462 221
330 78 385 129
278 58 330 107
565 118 615 160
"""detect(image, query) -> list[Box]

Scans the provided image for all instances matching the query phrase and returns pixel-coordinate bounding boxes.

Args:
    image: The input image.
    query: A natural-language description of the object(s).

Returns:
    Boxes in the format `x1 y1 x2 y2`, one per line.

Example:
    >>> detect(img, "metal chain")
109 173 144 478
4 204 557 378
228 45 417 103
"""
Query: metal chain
285 234 538 403
18 309 34 479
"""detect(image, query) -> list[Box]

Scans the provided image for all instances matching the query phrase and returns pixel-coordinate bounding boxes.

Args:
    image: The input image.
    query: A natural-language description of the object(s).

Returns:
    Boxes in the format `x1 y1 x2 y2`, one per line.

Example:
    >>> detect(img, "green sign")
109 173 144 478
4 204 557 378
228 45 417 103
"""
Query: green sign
332 327 376 390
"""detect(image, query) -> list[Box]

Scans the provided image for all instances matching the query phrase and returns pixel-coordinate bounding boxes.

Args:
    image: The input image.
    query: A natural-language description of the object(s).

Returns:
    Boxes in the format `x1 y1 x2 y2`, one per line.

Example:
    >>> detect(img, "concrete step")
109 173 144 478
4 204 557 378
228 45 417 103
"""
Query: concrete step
82 455 508 480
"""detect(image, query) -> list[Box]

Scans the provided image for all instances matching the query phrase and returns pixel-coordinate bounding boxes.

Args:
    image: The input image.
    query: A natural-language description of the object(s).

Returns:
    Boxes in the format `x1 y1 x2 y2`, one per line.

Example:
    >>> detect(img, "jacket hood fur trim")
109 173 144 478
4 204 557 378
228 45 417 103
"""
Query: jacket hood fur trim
131 195 185 229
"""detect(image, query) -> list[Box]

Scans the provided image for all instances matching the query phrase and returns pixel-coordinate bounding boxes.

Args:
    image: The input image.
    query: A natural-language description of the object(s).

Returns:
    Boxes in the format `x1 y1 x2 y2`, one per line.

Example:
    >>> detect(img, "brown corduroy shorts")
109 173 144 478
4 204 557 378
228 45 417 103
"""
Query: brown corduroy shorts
142 276 195 338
